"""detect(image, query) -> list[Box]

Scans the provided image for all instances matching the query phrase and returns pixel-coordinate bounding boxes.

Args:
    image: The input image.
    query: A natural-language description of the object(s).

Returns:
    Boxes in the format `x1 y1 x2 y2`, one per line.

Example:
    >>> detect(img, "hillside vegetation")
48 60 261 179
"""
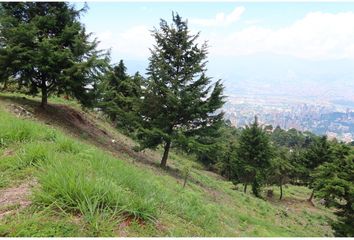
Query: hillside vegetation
0 94 335 237
1 4 352 237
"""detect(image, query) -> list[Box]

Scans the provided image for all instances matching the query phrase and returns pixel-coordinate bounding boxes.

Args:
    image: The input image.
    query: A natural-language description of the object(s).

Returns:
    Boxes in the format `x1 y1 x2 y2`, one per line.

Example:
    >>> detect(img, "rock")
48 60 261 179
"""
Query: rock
10 104 33 118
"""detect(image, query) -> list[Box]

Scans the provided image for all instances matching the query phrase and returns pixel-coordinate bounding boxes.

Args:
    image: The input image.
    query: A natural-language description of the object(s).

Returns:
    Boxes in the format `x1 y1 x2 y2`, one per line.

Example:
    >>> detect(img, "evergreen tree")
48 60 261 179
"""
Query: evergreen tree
99 60 142 131
0 2 108 107
303 136 334 202
138 13 225 168
269 148 294 200
270 126 316 148
175 119 239 174
288 148 308 185
312 146 353 236
213 122 240 177
235 116 273 197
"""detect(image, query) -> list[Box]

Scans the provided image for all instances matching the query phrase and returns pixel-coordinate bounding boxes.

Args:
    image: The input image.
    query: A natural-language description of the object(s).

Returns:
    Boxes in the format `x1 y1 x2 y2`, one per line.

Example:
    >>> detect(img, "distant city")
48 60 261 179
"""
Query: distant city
223 95 354 143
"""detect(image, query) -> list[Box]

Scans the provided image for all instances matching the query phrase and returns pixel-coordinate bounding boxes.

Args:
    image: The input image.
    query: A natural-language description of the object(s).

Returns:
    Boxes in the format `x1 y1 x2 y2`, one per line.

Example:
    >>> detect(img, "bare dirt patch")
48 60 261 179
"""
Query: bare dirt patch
1 149 15 158
0 179 36 220
116 215 147 237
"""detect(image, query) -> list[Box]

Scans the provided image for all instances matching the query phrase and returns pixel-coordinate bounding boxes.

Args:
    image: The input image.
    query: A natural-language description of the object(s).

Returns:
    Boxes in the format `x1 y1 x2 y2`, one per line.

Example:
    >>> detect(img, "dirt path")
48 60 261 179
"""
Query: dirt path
0 179 36 220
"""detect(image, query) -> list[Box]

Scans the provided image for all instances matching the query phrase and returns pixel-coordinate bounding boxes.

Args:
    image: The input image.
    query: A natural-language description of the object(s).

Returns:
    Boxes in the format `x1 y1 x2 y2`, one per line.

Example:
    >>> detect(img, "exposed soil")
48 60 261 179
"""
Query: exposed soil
1 149 14 158
117 215 147 237
0 179 36 220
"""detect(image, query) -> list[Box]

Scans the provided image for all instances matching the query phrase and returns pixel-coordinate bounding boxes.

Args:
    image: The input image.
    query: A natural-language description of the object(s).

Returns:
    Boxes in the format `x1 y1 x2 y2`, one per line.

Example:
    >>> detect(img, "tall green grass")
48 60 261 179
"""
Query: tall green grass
0 113 56 148
0 106 221 235
0 103 335 237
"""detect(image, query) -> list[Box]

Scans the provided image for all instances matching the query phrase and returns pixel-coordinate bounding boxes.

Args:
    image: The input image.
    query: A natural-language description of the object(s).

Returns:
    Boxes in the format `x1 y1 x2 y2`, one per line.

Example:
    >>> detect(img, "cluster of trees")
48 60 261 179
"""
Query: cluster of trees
0 3 353 236
203 119 353 236
0 2 109 107
0 3 224 169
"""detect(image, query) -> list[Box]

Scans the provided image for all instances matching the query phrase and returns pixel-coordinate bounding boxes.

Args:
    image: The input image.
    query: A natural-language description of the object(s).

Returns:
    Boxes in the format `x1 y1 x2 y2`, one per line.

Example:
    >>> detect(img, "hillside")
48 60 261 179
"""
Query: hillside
0 93 335 237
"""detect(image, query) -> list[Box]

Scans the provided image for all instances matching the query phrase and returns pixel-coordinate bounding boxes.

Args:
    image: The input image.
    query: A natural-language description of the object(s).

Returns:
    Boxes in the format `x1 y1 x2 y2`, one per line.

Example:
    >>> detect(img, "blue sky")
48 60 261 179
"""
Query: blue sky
77 2 354 101
81 2 354 31
78 2 354 61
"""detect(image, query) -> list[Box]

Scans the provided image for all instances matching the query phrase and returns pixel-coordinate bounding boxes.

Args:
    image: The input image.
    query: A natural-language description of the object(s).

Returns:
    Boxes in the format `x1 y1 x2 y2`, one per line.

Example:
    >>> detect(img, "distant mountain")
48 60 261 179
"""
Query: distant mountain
120 54 354 104
207 53 354 102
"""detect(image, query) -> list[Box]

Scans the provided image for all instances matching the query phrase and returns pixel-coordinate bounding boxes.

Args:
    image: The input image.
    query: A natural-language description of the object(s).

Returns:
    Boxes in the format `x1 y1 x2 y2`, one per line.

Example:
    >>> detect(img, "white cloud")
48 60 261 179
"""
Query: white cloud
208 11 354 60
96 25 153 60
190 6 245 27
98 30 113 41
243 19 263 25
95 11 354 62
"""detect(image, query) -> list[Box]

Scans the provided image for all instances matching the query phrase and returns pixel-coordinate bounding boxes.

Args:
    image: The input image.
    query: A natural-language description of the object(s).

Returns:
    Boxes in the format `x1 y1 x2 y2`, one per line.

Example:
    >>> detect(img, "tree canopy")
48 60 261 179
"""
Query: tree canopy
98 60 142 131
235 117 273 197
137 13 225 167
0 2 108 107
312 144 353 236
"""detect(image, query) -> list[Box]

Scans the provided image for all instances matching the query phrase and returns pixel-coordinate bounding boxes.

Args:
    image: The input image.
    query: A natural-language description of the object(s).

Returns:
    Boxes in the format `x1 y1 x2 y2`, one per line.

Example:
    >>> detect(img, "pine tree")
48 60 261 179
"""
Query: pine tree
288 148 308 185
99 60 142 131
312 144 353 236
138 13 225 168
0 2 108 108
303 136 334 202
269 147 294 200
236 116 273 197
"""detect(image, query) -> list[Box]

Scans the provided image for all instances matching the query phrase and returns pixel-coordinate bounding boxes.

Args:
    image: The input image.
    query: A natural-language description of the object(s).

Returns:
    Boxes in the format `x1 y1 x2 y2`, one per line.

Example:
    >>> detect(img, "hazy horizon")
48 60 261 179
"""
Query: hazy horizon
79 2 354 105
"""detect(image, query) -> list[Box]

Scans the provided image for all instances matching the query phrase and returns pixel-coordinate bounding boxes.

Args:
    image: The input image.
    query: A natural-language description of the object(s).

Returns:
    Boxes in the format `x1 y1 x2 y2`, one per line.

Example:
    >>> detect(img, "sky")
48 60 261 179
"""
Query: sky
77 2 354 102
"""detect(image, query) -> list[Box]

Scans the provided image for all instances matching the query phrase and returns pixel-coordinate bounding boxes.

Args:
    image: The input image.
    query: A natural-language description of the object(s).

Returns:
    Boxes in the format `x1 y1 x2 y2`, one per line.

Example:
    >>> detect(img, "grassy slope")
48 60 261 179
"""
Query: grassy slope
0 93 335 237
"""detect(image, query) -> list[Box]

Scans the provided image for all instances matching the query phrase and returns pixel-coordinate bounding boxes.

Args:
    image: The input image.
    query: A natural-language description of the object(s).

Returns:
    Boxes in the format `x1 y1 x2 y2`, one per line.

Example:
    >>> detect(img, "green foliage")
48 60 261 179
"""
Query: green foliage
13 142 50 169
302 136 334 191
98 60 142 132
0 111 56 147
312 145 353 237
235 117 273 197
271 126 316 148
207 126 239 181
0 2 109 107
0 208 84 237
192 120 240 173
304 136 334 172
138 13 225 167
268 148 294 199
34 151 158 221
181 162 193 188
0 99 337 237
54 135 80 154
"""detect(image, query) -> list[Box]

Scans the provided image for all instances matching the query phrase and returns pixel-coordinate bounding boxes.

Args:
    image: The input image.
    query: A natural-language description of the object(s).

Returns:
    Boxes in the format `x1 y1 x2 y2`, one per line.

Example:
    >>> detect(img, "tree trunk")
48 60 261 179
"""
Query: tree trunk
279 183 283 200
243 184 248 193
308 189 315 202
2 79 8 91
40 84 48 108
160 140 171 168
